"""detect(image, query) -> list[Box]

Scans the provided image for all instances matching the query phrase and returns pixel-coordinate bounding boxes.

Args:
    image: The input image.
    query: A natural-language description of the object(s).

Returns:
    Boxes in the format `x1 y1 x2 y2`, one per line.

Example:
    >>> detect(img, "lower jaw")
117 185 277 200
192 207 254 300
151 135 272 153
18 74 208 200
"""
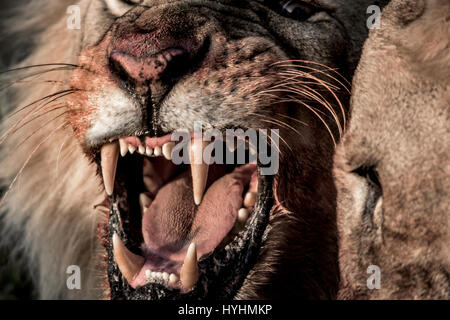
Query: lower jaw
106 172 274 300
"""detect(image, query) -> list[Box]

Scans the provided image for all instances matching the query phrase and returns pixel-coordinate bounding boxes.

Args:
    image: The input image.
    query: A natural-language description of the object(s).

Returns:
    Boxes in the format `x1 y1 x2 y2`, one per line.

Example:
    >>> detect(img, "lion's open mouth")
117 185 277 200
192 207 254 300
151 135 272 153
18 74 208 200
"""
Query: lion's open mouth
97 133 273 299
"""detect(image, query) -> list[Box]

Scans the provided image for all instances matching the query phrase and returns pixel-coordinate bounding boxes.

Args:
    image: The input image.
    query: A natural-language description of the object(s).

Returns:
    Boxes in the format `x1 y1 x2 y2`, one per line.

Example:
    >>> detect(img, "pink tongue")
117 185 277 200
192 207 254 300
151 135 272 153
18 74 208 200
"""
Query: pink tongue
142 164 256 261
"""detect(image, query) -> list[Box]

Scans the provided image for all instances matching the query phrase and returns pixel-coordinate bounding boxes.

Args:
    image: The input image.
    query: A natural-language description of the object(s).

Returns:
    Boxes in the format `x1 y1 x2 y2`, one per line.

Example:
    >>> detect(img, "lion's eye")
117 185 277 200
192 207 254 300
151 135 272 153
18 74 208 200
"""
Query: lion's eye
105 0 138 16
271 0 319 21
353 166 381 190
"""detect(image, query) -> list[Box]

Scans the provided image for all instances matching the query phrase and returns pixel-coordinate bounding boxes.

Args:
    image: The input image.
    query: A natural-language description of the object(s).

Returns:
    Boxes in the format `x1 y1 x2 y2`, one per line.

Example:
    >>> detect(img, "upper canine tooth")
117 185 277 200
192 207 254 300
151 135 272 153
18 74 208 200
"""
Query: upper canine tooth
100 141 119 196
180 242 199 291
119 139 128 157
138 145 146 155
189 139 210 205
153 146 162 157
112 233 145 284
162 142 175 160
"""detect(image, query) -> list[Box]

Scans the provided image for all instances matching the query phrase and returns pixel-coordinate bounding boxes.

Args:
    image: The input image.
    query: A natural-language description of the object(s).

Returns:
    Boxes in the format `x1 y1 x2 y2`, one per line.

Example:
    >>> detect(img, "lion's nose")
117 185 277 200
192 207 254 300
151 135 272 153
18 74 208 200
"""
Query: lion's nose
110 47 187 85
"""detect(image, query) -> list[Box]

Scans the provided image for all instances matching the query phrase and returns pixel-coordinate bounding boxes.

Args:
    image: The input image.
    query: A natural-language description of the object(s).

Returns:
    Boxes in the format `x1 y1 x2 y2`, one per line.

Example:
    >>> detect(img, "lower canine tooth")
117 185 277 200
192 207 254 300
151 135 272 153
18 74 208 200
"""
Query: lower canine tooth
162 142 175 160
101 141 119 196
112 233 145 284
180 242 199 291
145 269 152 280
243 192 257 207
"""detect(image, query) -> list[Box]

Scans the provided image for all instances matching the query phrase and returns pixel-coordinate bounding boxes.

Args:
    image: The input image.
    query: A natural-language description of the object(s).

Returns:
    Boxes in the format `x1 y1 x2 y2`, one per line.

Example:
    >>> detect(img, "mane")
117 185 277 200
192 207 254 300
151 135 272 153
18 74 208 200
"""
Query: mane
0 0 106 299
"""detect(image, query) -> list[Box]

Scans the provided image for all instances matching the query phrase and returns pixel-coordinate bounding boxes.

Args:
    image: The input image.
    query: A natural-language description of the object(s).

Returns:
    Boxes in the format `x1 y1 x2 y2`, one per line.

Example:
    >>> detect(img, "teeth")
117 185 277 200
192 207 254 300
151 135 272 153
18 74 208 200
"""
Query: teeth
180 242 199 291
138 145 146 155
145 270 173 284
143 176 159 194
169 273 179 286
162 142 175 160
237 208 249 224
153 146 162 157
189 139 210 205
139 193 152 213
100 141 119 196
128 145 136 154
112 233 145 284
145 147 153 157
243 192 257 208
119 139 128 157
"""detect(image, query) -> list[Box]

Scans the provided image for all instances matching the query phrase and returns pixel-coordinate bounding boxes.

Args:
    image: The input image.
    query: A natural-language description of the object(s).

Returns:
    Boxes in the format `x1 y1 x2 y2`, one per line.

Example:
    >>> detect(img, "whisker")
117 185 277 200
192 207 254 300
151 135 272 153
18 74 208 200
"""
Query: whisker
251 112 305 140
55 136 70 180
256 119 293 152
258 93 337 146
281 84 343 138
273 59 351 89
16 111 69 148
279 69 347 131
0 123 67 209
0 67 76 92
0 63 79 75
256 128 283 156
270 71 344 136
0 79 67 85
7 104 66 138
0 90 75 145
7 89 75 118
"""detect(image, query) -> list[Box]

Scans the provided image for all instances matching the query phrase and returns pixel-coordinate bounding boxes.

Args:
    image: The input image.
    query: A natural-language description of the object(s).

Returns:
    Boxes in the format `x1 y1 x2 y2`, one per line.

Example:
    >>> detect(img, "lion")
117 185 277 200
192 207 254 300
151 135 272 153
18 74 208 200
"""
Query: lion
334 0 450 299
0 0 387 299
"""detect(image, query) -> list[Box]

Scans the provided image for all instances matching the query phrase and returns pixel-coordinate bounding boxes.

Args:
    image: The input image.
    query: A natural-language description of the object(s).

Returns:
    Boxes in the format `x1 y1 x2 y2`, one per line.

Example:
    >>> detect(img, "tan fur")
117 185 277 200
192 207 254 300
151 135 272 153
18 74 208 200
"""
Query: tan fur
0 1 106 299
334 0 450 299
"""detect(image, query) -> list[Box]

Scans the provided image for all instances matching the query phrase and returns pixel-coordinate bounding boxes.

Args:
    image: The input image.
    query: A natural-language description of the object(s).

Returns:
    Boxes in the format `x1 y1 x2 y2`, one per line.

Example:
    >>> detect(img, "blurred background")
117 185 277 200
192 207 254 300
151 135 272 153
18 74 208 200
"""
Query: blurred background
0 0 36 300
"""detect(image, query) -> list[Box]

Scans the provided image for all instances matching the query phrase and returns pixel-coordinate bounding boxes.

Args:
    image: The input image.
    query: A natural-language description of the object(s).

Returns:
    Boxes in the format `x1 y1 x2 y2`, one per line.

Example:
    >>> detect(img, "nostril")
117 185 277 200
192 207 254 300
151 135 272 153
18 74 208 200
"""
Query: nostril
109 48 187 85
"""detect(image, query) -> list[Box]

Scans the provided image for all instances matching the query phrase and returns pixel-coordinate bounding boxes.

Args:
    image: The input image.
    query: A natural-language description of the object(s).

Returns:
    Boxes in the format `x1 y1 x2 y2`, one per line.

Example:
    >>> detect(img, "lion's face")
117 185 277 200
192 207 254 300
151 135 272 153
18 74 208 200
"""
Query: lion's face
0 0 381 300
334 0 450 299
64 0 375 300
